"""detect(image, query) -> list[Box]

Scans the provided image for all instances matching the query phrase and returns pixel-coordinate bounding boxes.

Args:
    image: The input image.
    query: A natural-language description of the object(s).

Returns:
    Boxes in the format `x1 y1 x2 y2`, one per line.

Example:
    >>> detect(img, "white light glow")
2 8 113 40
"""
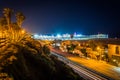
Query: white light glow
114 67 120 73
56 34 61 38
34 34 39 38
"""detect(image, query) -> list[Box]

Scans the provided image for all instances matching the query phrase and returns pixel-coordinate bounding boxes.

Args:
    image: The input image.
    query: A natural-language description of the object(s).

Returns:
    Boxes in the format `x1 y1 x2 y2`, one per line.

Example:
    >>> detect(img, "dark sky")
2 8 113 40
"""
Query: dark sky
0 0 120 38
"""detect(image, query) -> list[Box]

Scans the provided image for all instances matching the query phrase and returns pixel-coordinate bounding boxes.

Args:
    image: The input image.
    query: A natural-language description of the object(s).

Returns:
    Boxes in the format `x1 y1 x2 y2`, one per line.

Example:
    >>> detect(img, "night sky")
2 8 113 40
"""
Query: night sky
0 0 120 38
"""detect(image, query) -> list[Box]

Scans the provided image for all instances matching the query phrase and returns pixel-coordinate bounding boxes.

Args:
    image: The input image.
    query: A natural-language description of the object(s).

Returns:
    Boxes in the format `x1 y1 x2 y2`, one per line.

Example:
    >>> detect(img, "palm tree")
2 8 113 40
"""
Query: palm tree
3 8 13 29
15 12 25 28
15 12 26 42
0 17 8 38
2 8 14 42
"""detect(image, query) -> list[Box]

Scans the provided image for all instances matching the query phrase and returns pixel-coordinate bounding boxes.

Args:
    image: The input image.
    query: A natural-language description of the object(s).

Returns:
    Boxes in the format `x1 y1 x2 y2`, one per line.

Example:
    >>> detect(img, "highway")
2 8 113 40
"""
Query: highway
51 52 109 80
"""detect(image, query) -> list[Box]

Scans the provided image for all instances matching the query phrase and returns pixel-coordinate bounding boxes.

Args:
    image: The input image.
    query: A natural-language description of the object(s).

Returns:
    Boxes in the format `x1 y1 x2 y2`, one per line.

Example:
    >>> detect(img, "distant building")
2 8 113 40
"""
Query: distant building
33 33 108 40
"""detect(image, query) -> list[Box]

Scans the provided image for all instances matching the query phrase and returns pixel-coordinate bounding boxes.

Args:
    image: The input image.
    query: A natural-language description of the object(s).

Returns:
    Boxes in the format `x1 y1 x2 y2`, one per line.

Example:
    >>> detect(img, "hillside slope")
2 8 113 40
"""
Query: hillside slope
1 38 84 80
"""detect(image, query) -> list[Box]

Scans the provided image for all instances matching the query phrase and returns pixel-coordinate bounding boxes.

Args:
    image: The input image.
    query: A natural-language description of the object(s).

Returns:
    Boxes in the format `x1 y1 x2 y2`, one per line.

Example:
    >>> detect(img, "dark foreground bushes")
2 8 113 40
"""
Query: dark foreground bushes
1 39 84 80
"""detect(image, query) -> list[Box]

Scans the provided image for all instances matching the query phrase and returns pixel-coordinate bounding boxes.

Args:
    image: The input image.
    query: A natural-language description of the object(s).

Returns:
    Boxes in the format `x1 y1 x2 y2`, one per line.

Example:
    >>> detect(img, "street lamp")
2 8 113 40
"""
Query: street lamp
21 29 25 34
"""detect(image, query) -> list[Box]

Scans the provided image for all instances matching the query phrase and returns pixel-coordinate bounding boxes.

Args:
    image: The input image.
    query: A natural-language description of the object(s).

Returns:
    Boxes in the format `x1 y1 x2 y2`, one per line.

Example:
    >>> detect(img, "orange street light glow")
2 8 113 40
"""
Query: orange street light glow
21 30 25 34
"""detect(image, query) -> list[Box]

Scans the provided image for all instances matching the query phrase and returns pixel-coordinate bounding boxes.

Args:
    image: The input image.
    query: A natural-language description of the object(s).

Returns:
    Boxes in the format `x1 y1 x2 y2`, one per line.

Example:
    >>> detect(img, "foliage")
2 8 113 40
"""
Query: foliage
3 8 13 27
50 55 83 80
0 39 84 80
87 40 105 51
70 43 77 50
87 40 97 51
16 12 25 27
42 45 50 55
0 8 26 43
80 48 87 57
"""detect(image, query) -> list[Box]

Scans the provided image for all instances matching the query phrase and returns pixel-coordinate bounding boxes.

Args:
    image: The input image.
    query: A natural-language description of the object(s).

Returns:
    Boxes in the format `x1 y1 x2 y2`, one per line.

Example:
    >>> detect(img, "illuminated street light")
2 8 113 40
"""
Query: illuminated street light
21 29 25 34
97 46 100 50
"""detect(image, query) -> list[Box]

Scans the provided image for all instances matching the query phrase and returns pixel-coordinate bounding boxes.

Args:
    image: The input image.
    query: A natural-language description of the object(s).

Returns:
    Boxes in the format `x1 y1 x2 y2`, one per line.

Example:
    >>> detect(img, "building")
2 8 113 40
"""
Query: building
33 33 108 40
108 43 120 66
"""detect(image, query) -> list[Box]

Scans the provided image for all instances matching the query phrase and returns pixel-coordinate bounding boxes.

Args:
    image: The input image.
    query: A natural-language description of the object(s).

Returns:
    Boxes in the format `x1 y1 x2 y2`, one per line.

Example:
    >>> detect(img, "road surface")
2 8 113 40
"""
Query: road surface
51 52 110 80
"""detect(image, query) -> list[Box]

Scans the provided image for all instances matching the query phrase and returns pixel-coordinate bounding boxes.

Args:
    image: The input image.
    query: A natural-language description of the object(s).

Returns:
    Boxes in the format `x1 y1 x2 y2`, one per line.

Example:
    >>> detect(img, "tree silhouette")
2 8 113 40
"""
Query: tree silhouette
16 12 25 27
3 8 13 30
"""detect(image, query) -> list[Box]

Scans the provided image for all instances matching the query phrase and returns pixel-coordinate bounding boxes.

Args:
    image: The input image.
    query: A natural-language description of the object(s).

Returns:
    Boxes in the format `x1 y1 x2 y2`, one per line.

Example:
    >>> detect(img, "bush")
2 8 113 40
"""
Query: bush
1 39 84 80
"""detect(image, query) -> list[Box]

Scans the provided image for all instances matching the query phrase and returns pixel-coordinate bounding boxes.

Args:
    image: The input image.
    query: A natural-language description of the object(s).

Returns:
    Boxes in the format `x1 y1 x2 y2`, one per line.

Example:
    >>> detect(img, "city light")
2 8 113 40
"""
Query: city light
56 34 61 38
114 67 120 73
33 34 39 39
32 33 108 40
21 30 25 34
